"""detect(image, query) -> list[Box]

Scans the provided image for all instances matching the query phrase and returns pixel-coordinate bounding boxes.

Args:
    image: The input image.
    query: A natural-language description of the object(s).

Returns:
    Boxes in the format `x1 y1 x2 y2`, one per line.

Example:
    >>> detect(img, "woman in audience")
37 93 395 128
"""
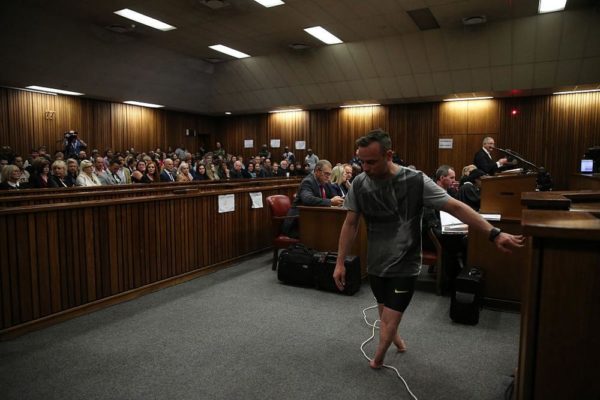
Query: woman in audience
0 165 23 190
64 158 79 187
76 160 101 186
144 161 160 183
460 164 477 187
176 162 194 182
206 161 220 181
330 163 352 197
194 163 209 180
32 159 51 188
131 160 147 183
49 160 69 188
218 160 230 180
245 162 256 178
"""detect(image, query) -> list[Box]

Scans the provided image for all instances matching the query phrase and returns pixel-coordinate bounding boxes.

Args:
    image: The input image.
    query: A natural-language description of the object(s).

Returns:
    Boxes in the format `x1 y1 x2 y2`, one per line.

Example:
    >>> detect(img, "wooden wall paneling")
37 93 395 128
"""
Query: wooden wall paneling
72 209 83 305
92 101 112 156
467 99 500 134
406 103 439 175
83 208 96 303
46 212 62 314
0 90 9 147
33 213 50 318
335 106 390 165
268 110 310 163
15 214 33 323
307 110 333 164
438 134 468 176
57 209 70 310
387 105 408 162
7 90 35 157
31 92 59 153
27 214 40 320
439 101 468 135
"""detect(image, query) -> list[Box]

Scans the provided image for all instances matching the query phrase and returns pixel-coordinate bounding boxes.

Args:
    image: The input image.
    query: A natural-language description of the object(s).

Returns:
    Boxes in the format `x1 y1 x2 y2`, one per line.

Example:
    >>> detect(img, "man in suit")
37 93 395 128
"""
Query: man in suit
99 159 123 185
435 165 458 198
160 158 176 182
473 137 508 175
282 160 344 237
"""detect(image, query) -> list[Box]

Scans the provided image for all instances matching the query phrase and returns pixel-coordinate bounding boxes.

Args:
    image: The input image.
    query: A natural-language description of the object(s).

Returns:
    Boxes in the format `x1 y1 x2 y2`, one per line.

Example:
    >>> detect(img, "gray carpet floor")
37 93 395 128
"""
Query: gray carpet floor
0 252 518 400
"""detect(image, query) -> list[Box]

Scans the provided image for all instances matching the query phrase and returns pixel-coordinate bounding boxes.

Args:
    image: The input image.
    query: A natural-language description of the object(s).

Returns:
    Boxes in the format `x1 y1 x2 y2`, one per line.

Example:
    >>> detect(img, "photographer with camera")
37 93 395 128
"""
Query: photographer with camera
63 130 87 159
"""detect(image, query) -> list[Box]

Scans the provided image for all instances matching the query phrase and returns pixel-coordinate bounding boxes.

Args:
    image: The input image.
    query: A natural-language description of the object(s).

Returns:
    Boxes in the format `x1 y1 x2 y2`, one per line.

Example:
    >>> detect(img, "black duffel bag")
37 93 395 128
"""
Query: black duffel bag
277 243 316 286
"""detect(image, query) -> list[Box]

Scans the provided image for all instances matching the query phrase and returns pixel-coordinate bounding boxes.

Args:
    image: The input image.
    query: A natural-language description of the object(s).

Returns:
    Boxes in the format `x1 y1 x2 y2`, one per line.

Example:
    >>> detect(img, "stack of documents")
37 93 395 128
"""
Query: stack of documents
440 211 468 234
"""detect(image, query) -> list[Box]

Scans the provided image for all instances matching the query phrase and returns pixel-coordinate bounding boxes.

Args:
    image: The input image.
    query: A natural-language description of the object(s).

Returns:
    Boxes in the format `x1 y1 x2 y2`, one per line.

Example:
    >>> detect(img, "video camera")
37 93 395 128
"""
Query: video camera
64 130 78 140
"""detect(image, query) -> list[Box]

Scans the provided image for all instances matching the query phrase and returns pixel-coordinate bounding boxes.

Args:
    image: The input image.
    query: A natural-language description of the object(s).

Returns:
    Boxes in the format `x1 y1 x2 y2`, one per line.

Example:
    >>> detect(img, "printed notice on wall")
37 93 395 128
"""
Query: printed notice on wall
218 194 235 213
295 141 306 150
249 192 263 209
270 139 280 148
244 139 254 148
439 138 453 149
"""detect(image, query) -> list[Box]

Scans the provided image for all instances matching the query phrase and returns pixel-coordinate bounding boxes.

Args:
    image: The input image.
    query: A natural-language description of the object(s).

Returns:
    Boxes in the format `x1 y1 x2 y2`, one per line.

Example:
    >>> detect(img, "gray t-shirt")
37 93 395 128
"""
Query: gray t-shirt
344 167 449 277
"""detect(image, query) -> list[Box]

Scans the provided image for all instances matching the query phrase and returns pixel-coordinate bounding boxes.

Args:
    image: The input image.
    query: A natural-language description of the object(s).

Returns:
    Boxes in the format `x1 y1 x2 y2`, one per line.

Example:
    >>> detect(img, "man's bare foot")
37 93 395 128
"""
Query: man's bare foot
394 337 407 353
369 359 383 369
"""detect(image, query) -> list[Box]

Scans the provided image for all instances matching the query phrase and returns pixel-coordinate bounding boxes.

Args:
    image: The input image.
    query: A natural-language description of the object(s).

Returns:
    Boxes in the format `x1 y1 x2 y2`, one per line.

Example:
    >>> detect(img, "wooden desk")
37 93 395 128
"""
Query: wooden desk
568 173 600 190
298 206 368 278
480 173 537 219
516 209 600 400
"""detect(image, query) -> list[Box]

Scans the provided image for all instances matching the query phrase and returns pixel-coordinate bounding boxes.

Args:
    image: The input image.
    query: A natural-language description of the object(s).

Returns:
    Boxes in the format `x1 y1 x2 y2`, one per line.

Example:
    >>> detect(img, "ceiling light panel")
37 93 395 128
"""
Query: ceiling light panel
114 9 176 31
124 101 164 108
304 26 343 45
26 86 84 96
253 0 285 7
209 45 251 59
538 0 567 14
443 96 493 102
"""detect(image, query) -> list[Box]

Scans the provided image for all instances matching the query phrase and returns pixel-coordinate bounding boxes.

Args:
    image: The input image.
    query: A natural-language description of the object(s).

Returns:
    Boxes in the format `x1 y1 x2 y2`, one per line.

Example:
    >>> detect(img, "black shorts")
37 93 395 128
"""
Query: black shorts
368 275 417 313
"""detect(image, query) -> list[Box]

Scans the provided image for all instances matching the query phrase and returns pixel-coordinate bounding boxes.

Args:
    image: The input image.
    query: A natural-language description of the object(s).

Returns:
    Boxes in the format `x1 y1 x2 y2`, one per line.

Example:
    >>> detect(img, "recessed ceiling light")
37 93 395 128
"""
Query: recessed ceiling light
253 0 284 7
304 26 343 45
26 86 84 96
538 0 567 14
340 103 381 108
443 96 493 102
124 101 164 108
225 112 232 115
553 88 600 95
209 44 250 59
114 9 176 31
269 108 303 113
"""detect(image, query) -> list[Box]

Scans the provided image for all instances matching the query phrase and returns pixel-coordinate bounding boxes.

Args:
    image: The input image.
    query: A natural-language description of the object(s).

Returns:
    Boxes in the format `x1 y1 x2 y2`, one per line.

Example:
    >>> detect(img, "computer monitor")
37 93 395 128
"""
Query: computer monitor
580 159 594 173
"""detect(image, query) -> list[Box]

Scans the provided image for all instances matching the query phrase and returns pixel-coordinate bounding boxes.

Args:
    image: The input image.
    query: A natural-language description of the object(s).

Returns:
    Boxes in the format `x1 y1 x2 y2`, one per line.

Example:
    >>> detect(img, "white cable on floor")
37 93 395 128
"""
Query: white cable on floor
361 304 418 400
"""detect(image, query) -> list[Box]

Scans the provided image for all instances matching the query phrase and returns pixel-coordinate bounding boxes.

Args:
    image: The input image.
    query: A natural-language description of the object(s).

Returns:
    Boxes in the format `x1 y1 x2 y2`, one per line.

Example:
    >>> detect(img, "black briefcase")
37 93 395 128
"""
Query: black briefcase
277 243 316 286
313 252 361 296
450 267 484 325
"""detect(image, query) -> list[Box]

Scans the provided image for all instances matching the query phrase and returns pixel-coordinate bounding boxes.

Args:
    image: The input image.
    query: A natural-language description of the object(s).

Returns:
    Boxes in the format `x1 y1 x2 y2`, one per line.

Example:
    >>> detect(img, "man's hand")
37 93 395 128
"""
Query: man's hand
333 263 346 291
330 196 344 207
499 157 508 165
494 232 525 253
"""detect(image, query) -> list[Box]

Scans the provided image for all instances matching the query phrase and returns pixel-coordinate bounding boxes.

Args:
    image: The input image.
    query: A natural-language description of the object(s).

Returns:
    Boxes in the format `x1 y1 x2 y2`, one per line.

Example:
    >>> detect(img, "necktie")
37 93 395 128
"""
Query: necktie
320 185 326 199
113 173 120 183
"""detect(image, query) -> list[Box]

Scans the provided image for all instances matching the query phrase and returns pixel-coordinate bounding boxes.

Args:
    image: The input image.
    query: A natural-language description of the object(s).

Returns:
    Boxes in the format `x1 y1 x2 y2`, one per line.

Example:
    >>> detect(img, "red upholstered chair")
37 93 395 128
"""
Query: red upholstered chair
266 195 300 271
422 228 443 295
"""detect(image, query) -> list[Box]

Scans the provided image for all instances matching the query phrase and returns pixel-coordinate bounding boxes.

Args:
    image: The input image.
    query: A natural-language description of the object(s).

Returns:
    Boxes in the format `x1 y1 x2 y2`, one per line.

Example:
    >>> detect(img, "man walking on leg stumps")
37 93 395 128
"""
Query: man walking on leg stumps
333 129 524 369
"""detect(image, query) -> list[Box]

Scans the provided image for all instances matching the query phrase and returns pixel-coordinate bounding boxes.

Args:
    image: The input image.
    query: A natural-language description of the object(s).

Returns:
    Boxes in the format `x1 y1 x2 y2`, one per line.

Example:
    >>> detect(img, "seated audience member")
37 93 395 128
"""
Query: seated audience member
218 160 230 180
255 162 267 178
245 162 257 178
76 160 101 186
13 156 30 186
176 162 194 182
117 156 131 184
206 162 220 180
279 160 290 177
294 162 306 176
304 149 319 172
31 159 51 188
272 162 280 177
64 158 79 187
131 160 147 183
459 169 486 211
160 158 176 182
144 161 160 183
261 159 273 177
288 162 297 176
77 150 88 165
282 160 344 238
93 156 108 183
258 144 271 159
213 142 226 159
459 164 477 186
0 165 24 190
330 163 353 197
54 151 65 161
435 165 459 198
99 159 123 185
194 163 209 180
229 160 245 179
49 160 69 188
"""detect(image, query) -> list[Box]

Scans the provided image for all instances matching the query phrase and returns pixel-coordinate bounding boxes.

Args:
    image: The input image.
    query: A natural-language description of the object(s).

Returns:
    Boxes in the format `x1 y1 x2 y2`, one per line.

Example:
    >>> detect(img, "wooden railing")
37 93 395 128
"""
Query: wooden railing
0 180 299 337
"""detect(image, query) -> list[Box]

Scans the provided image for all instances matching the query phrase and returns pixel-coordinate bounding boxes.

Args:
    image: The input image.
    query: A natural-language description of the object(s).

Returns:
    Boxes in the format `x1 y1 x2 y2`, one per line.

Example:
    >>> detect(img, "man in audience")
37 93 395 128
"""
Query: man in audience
279 159 290 177
93 156 107 182
435 165 458 198
77 150 88 165
160 158 177 182
474 137 508 175
304 148 319 172
258 144 271 159
65 158 79 187
230 160 245 179
63 130 87 159
282 160 344 238
100 159 123 185
282 146 295 164
13 155 30 186
333 129 524 370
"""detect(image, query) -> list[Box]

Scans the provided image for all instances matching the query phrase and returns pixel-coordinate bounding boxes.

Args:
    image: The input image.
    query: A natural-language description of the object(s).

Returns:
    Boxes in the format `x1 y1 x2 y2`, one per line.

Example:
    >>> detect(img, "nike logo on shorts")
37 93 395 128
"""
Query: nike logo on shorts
394 289 409 294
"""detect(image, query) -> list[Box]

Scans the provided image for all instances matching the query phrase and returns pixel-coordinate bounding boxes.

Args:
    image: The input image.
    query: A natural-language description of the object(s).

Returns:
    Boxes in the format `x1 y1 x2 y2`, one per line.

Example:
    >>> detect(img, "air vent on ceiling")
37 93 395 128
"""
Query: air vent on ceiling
289 43 310 50
462 15 487 26
204 57 225 63
406 8 440 31
200 0 230 10
105 24 136 34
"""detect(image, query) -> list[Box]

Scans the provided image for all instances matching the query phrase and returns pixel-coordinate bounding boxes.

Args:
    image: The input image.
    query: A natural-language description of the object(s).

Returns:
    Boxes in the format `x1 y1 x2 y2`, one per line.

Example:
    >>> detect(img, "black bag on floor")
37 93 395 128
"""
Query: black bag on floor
450 267 484 325
277 243 316 286
313 252 361 295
